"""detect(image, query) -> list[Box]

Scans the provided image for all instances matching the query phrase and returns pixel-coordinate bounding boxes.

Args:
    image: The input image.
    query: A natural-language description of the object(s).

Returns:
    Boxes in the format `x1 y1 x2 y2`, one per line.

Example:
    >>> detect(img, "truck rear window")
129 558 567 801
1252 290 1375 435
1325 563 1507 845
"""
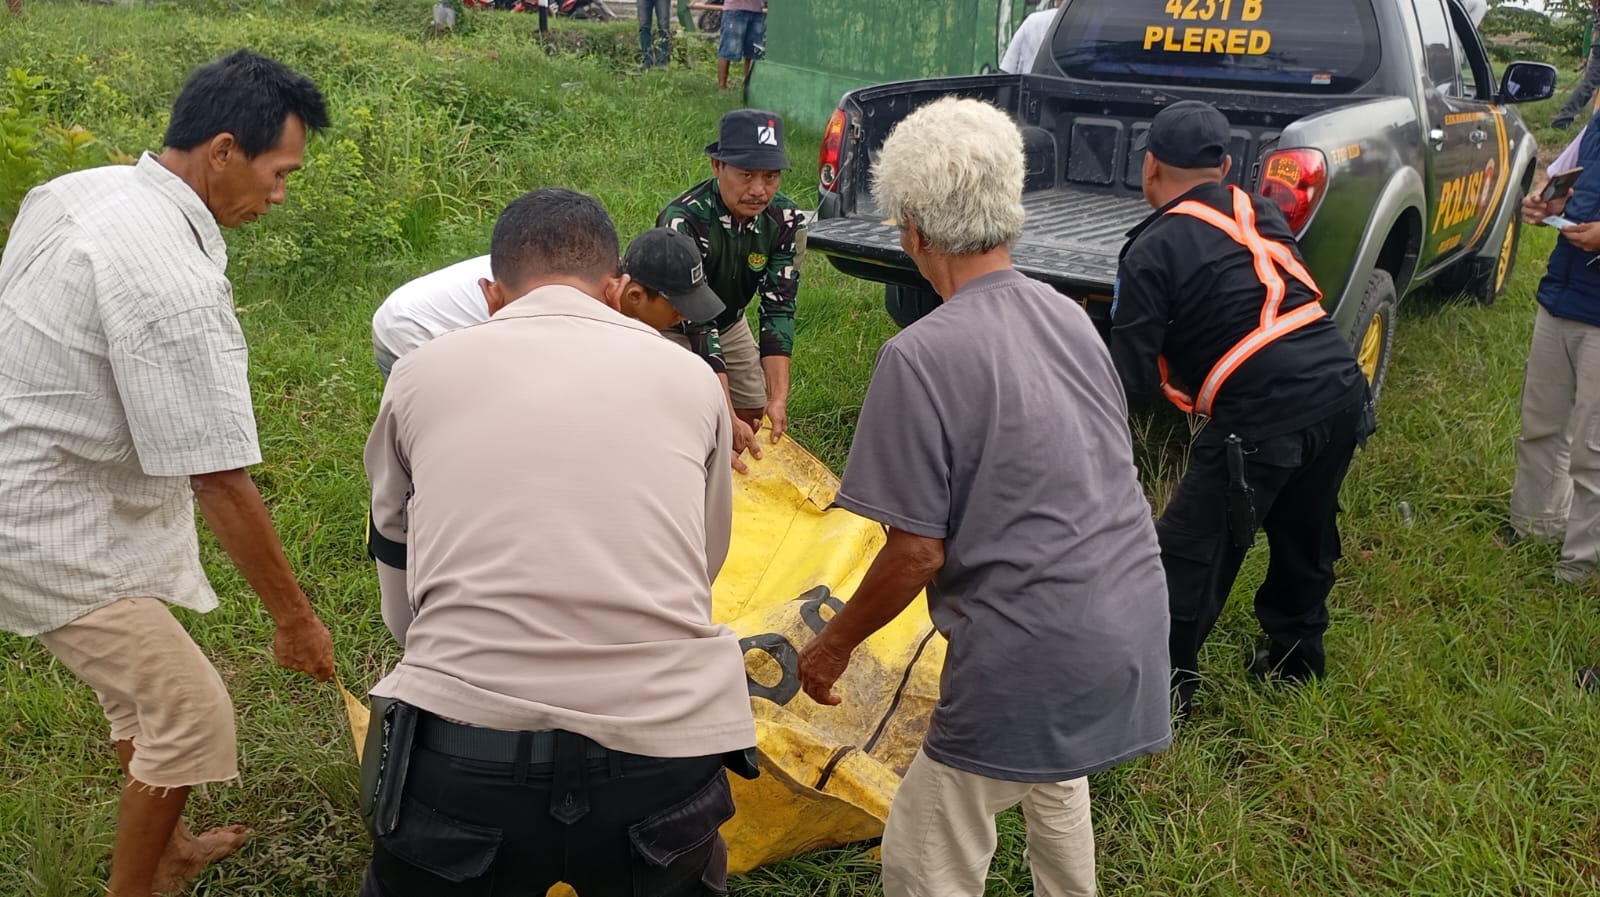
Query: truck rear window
1050 0 1381 93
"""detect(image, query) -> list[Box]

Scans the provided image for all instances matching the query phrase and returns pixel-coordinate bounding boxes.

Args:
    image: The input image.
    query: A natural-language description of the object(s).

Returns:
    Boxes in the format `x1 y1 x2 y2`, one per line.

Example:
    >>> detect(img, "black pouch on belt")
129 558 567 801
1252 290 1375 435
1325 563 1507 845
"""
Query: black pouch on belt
722 747 760 780
1225 433 1257 549
359 695 419 840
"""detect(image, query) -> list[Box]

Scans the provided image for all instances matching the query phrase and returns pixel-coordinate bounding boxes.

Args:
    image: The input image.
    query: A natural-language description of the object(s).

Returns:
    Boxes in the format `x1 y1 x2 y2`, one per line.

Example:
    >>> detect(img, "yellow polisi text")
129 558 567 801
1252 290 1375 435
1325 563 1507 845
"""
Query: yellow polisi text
1143 25 1272 55
1433 171 1485 234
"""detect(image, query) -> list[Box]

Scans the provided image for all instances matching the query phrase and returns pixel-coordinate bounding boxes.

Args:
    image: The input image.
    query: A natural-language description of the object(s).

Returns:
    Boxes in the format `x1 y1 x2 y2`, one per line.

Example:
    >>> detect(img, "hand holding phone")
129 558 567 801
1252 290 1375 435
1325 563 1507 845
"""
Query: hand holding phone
1542 167 1583 202
1543 214 1578 230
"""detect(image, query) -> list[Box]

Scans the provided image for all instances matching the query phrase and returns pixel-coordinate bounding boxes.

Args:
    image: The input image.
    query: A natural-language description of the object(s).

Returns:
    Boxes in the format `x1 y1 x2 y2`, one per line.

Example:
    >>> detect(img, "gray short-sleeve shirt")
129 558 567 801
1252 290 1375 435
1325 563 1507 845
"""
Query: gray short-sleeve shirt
835 268 1172 782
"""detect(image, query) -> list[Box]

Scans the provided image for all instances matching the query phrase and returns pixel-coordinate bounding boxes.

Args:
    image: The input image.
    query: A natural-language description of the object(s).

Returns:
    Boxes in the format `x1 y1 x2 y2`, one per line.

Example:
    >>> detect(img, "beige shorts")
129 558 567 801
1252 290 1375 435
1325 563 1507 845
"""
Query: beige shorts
664 316 767 411
38 597 238 790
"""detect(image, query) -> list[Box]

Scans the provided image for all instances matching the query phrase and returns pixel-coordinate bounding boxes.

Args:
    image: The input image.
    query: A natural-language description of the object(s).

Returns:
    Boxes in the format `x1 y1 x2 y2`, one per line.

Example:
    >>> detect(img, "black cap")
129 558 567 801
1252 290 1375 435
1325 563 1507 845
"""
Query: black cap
1135 100 1231 169
622 228 725 324
705 108 790 171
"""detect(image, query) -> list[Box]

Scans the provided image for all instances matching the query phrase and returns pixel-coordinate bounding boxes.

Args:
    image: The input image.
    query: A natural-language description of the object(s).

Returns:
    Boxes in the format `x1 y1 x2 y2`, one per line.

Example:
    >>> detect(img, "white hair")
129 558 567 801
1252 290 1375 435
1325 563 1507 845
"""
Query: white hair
871 97 1026 256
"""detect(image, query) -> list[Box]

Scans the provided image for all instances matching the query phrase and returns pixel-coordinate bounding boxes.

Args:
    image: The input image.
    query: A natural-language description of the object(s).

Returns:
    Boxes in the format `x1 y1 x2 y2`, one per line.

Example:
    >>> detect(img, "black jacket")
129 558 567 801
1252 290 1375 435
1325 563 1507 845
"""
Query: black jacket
1111 182 1365 440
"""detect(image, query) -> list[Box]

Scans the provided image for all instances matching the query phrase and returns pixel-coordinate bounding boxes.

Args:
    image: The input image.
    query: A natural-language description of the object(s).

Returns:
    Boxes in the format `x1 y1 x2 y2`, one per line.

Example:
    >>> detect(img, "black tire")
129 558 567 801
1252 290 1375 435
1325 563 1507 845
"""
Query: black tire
1347 269 1398 406
884 283 942 329
698 9 720 31
1436 202 1522 306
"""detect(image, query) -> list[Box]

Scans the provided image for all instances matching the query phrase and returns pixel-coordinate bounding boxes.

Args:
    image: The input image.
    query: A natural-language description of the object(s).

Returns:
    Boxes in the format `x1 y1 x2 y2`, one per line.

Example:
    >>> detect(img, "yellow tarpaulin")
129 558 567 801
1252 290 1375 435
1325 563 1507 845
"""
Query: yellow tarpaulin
343 433 943 877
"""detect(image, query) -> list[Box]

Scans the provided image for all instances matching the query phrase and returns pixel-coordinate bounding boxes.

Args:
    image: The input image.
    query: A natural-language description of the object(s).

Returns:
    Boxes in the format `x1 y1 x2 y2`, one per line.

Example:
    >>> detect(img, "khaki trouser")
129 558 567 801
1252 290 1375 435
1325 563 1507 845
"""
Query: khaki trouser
881 749 1096 897
663 315 767 411
38 597 238 789
1510 306 1600 581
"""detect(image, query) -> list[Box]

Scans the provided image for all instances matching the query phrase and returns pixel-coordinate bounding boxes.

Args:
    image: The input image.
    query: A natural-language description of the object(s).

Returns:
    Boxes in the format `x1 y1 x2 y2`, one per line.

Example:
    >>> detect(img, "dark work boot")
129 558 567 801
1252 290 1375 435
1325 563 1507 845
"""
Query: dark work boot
1248 638 1326 684
1172 671 1200 723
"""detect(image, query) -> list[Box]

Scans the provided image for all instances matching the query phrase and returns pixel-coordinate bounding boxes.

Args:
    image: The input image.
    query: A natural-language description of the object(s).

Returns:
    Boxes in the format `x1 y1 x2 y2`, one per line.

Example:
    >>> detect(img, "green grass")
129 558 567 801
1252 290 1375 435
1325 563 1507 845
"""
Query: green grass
1 3 1599 894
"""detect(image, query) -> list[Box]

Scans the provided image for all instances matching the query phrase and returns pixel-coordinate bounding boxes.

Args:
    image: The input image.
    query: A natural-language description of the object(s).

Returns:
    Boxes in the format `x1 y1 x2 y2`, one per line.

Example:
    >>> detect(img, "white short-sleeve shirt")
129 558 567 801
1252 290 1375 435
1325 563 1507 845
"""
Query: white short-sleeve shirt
0 153 261 635
371 255 493 361
1000 7 1058 75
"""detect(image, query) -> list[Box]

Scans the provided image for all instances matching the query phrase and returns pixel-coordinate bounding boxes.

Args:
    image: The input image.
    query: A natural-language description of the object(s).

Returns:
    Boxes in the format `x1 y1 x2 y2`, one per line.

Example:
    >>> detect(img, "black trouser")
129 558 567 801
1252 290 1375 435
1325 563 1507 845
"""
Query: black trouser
1159 398 1370 706
360 714 734 897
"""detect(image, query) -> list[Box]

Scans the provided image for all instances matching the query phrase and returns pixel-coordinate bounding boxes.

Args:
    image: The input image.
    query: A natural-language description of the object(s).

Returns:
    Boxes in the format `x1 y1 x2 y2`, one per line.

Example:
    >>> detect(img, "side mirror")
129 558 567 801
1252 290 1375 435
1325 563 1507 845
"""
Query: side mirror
1499 61 1559 104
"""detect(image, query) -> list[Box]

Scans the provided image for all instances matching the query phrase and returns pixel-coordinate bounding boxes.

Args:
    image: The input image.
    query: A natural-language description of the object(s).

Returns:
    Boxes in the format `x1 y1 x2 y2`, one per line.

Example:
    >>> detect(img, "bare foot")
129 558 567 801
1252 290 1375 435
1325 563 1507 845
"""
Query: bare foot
153 823 252 895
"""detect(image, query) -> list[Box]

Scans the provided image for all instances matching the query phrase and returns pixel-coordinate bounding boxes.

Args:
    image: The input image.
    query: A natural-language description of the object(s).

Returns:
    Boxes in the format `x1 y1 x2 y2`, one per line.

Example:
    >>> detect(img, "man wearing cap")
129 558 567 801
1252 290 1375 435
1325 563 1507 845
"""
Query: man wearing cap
618 226 727 331
1113 100 1372 717
660 108 806 458
361 188 754 896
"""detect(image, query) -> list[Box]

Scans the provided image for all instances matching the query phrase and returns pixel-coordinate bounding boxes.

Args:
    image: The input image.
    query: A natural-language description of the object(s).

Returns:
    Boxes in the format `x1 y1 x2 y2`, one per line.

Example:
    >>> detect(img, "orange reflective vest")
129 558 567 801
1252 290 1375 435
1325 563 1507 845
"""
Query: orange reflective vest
1156 185 1326 417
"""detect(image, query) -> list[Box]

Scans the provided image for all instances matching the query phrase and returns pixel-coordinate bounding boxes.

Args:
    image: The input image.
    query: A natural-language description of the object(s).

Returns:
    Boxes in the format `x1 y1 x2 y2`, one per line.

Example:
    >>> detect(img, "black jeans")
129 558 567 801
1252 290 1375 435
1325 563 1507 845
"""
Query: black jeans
360 722 734 897
1159 396 1371 706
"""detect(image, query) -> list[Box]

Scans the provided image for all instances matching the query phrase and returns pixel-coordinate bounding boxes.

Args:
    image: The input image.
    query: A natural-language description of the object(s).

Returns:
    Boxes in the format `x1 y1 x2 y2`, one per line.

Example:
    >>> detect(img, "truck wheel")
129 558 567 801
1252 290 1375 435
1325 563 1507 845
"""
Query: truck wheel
884 284 942 329
1437 208 1522 305
1349 270 1398 404
1487 211 1522 303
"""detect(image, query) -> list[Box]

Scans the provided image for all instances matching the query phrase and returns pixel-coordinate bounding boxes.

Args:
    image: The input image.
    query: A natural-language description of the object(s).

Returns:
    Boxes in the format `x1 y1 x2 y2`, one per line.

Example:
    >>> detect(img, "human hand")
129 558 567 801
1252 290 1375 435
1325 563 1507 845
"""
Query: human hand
1524 180 1570 225
274 614 334 682
731 415 762 473
1562 220 1600 252
763 397 789 444
798 631 852 706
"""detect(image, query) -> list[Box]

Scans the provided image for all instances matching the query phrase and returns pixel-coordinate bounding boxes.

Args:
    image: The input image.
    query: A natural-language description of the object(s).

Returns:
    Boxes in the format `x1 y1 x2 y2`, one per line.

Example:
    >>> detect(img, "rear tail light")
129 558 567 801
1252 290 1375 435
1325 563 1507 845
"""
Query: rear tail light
819 108 847 193
1257 148 1327 235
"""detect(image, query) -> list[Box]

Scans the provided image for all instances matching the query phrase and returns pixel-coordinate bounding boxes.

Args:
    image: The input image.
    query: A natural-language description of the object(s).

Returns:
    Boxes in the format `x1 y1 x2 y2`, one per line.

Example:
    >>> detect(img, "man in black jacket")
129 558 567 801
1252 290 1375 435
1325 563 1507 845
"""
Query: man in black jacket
1112 100 1374 717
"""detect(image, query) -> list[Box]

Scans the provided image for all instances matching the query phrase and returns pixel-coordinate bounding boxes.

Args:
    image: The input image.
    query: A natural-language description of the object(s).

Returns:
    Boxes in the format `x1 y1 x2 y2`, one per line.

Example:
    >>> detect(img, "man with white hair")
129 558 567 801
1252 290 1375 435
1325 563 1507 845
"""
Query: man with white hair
796 97 1172 897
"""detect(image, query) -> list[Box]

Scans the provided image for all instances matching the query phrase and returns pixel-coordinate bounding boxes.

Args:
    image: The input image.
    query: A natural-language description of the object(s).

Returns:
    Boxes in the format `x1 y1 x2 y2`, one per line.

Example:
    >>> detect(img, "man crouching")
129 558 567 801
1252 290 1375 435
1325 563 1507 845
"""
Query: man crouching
361 188 756 896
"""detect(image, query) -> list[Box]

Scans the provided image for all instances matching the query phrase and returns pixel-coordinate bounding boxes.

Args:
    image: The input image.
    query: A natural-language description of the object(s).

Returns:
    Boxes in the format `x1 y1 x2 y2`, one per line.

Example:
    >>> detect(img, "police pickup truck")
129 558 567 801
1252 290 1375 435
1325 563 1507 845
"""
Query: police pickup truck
807 0 1558 401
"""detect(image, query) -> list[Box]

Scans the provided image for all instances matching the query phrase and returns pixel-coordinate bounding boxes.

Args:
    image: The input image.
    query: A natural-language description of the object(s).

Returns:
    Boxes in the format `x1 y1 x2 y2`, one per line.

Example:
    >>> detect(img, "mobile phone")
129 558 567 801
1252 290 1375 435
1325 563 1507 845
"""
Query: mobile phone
1543 214 1578 230
1542 167 1583 201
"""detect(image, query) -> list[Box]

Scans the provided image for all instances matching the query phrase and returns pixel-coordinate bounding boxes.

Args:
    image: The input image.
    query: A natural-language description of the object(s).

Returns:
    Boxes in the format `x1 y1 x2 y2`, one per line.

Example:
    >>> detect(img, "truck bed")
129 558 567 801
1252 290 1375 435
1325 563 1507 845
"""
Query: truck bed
810 187 1152 302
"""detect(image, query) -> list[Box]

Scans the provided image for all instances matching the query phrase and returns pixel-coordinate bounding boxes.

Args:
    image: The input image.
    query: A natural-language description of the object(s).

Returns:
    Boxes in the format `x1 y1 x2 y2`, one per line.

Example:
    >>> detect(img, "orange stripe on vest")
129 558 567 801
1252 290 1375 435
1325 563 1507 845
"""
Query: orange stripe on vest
1156 186 1326 417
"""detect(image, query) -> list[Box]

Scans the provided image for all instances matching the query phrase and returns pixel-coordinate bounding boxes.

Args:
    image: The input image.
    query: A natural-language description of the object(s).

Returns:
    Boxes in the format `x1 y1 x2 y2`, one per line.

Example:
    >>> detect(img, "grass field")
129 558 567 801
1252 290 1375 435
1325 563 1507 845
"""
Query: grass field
2 3 1599 895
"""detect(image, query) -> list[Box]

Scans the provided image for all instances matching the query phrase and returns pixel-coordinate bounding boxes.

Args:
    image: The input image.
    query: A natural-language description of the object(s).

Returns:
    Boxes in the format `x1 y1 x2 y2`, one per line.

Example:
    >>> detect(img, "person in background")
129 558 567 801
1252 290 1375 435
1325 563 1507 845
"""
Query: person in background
1509 116 1600 694
999 0 1062 75
797 97 1172 897
1553 0 1600 131
637 0 671 69
0 50 335 897
716 0 765 91
361 188 753 896
660 108 804 464
1111 101 1372 718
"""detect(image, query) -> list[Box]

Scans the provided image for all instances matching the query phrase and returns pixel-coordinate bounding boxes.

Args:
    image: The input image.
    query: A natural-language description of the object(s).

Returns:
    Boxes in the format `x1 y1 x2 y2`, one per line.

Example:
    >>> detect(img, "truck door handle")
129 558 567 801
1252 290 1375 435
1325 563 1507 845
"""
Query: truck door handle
1429 128 1446 149
1470 129 1489 145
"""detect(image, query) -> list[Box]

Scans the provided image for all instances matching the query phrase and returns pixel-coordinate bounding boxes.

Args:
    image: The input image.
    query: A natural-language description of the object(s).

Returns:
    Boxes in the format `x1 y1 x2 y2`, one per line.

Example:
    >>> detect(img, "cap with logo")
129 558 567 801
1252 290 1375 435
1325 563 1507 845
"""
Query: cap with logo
1134 100 1231 170
622 228 726 324
705 108 790 172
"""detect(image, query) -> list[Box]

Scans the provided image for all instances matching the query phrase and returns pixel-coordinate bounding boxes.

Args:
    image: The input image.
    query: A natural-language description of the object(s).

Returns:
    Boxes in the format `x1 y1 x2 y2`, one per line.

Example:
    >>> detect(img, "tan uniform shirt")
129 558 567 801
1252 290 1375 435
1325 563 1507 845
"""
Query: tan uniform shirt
365 285 754 758
0 153 260 636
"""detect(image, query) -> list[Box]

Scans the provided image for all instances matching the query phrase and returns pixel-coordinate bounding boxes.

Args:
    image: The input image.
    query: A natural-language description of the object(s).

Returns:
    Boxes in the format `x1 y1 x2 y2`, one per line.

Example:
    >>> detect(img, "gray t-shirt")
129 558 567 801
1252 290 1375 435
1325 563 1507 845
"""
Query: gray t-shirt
835 268 1172 782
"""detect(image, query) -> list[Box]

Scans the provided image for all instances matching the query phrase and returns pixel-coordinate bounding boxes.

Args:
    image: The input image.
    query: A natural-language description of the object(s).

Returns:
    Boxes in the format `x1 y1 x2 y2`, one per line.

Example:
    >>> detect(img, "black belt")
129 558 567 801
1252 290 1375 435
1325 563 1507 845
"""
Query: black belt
416 713 612 765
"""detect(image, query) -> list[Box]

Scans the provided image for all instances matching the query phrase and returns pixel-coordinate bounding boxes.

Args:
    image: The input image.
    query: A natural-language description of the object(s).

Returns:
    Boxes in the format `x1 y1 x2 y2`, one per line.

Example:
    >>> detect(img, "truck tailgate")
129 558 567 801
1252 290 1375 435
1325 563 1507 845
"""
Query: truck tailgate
810 187 1151 299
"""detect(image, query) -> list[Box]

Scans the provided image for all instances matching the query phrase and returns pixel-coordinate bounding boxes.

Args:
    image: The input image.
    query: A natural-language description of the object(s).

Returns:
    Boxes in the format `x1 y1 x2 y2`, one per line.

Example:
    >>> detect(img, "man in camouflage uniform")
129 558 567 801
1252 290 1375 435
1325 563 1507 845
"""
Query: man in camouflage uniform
660 109 805 470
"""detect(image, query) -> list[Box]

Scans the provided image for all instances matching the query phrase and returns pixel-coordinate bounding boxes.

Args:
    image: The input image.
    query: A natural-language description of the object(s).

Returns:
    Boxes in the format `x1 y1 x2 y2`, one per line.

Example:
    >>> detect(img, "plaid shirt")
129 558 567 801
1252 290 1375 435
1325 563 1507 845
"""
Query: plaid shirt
0 154 261 635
